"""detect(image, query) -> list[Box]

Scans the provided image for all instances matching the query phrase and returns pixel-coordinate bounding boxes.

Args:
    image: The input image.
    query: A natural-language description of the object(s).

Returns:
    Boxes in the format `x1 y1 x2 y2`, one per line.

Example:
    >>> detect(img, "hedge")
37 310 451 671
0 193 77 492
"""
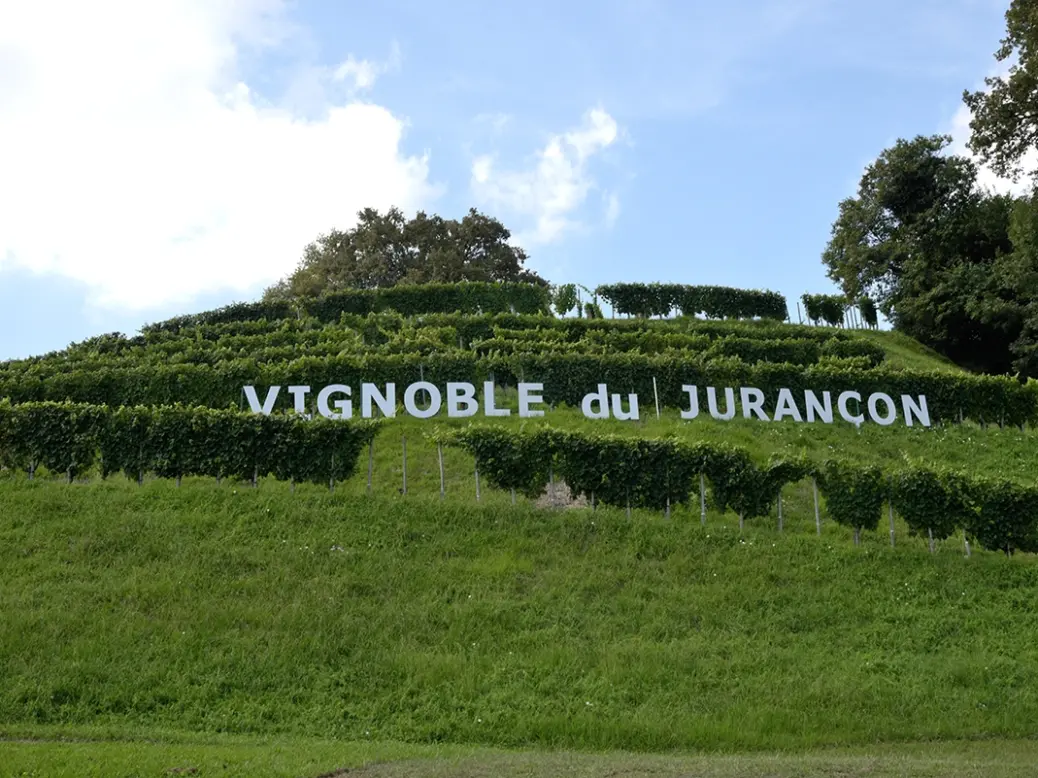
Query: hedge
141 282 553 335
595 283 788 320
0 400 380 486
801 294 847 327
1 353 1034 427
439 425 1038 554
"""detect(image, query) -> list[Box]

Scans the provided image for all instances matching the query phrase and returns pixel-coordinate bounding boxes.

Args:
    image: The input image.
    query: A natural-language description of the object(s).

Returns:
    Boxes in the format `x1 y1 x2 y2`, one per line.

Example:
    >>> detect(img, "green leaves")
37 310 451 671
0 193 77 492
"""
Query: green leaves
143 282 552 336
595 283 788 320
0 401 380 486
801 294 847 326
816 460 886 533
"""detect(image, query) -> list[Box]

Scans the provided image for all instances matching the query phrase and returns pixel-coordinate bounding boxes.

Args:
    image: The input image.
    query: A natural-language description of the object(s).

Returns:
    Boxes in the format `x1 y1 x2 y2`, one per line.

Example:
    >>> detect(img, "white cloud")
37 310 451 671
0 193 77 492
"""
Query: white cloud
0 2 437 311
947 63 1038 197
469 107 620 245
332 41 401 92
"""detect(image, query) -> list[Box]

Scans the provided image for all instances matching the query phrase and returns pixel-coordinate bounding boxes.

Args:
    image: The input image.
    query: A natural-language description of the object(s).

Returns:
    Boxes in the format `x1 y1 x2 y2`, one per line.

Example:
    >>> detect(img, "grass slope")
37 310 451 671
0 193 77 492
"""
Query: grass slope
3 475 1038 756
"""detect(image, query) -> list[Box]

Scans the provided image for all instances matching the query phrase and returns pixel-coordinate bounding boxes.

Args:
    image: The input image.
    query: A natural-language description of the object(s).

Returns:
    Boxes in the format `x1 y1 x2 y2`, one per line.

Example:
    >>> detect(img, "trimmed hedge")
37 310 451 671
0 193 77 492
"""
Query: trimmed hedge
595 283 788 320
440 425 1038 554
142 282 552 335
0 353 1034 427
0 400 379 486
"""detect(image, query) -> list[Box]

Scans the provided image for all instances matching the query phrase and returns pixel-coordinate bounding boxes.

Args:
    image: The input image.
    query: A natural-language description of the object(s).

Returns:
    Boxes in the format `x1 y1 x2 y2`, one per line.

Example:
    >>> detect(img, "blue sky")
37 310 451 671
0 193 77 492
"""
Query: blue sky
0 0 1020 360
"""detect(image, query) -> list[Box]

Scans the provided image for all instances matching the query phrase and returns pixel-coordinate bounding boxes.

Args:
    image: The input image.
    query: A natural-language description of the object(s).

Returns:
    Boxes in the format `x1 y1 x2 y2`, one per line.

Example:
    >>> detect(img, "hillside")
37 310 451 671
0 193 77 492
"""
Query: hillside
5 281 1038 775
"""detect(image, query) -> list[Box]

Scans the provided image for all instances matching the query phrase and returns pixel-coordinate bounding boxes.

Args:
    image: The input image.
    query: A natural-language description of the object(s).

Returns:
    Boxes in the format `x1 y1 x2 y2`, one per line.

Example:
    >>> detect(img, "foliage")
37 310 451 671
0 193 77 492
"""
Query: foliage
438 424 560 498
859 296 879 328
890 466 969 541
595 283 787 320
966 477 1038 555
962 0 1038 180
0 401 380 486
552 283 579 316
801 294 847 327
816 459 885 533
145 282 553 335
1 347 1034 427
263 206 546 300
820 134 1025 375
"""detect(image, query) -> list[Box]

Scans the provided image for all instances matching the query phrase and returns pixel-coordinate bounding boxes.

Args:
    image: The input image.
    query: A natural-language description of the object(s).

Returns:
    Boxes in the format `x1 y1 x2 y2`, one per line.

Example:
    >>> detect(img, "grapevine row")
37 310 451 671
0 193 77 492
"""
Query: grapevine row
0 400 380 486
440 425 1038 555
141 281 553 335
594 283 788 320
1 354 1032 426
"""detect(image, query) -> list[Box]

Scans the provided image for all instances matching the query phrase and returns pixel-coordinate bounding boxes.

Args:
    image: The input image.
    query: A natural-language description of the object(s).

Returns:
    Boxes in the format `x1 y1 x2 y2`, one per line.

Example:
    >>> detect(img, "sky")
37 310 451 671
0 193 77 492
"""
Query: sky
0 0 1030 360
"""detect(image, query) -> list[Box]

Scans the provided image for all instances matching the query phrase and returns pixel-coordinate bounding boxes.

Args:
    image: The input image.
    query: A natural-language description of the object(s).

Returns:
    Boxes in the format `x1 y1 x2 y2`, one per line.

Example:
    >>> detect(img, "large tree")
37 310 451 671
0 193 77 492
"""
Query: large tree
963 0 1038 180
265 207 546 300
821 134 1020 374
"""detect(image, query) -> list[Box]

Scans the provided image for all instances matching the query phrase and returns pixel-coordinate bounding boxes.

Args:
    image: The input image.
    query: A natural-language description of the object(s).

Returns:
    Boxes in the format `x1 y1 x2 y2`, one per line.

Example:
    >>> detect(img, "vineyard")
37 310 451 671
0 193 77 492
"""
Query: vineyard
6 280 1038 767
3 280 1038 555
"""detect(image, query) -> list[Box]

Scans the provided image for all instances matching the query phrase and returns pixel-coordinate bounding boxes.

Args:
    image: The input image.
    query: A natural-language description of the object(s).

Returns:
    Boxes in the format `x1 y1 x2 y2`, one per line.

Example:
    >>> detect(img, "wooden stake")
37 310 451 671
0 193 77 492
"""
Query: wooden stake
854 527 861 546
888 501 895 547
402 436 407 495
928 527 935 554
963 530 972 558
475 468 481 502
652 376 661 420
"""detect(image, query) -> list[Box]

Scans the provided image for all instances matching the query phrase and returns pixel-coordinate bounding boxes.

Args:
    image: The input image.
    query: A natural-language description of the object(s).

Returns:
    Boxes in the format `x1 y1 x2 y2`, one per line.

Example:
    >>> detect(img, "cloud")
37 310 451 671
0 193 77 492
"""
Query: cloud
0 2 437 312
332 41 402 92
469 108 621 245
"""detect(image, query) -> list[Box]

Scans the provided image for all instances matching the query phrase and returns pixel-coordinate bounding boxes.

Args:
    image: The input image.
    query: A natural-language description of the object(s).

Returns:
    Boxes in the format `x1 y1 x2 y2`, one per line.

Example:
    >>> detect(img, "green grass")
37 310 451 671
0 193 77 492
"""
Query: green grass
3 470 1038 756
5 731 1038 777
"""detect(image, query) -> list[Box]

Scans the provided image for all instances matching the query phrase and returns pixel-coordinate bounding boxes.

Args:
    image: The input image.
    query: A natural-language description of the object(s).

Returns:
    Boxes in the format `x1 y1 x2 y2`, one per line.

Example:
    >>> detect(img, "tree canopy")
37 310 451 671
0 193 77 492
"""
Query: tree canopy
820 134 1033 375
265 207 546 300
963 0 1038 180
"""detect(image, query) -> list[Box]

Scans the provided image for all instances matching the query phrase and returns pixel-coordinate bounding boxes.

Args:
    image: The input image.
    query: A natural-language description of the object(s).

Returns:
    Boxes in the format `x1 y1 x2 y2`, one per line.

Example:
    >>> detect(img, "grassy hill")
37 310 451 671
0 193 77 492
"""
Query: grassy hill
5 283 1038 775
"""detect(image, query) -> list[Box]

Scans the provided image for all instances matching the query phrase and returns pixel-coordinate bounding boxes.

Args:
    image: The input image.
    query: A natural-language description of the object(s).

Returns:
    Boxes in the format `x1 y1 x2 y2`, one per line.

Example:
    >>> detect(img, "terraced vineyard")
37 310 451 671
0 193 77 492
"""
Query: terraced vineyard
5 282 1038 775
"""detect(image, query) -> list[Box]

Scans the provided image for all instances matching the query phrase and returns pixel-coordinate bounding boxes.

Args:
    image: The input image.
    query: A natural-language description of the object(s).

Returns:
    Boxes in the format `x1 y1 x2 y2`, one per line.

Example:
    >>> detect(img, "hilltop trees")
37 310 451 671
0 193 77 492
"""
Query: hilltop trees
963 0 1038 181
265 207 546 301
820 134 1029 375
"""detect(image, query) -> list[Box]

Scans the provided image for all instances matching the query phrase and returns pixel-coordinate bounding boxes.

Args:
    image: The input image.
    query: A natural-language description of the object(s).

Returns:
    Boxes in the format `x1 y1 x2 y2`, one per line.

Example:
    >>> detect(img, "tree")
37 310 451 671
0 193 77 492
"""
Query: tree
265 207 546 300
963 0 1038 181
821 134 1020 374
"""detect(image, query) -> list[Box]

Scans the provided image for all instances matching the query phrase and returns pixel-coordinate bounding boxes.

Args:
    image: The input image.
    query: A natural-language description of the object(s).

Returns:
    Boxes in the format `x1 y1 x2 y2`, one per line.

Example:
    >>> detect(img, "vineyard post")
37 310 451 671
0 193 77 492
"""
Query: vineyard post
699 474 706 526
796 302 803 324
511 487 516 505
888 500 895 547
652 377 661 420
28 461 35 481
548 466 556 507
813 477 821 534
739 512 744 532
438 443 445 500
475 467 481 502
626 489 631 519
963 529 972 558
367 440 374 494
928 527 935 554
402 436 407 495
777 491 783 532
